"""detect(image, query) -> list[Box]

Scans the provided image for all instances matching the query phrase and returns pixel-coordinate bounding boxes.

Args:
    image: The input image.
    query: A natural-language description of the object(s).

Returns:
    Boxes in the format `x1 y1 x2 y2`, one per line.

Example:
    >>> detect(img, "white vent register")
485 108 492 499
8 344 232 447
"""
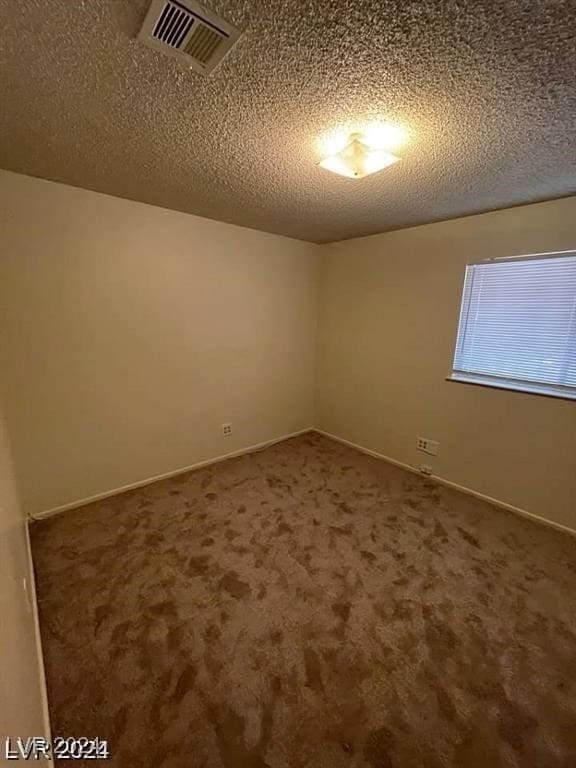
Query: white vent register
138 0 241 73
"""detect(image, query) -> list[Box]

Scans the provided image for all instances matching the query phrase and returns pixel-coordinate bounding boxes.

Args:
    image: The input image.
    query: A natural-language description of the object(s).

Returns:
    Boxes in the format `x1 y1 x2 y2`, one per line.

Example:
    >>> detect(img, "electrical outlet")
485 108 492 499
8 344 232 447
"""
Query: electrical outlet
417 436 439 456
419 464 433 476
222 423 232 436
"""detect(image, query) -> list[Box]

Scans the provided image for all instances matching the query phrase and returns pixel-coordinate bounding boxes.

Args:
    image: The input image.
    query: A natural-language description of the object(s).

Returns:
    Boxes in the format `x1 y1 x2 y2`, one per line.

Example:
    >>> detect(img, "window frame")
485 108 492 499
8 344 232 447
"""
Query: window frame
447 250 576 402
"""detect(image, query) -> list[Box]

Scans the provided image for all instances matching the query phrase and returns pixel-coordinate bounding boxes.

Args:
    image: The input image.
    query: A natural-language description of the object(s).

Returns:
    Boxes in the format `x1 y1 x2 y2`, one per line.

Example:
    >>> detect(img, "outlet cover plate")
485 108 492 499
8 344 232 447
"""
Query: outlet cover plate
417 437 439 456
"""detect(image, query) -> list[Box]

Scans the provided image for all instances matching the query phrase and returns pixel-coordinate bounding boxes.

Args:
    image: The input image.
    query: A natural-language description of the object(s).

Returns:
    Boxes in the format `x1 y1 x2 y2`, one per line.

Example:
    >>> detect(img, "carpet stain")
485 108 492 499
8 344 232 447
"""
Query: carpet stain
424 609 459 662
364 725 395 768
219 571 251 599
497 700 538 751
457 526 482 549
332 601 351 622
172 664 197 703
187 555 210 576
304 648 324 692
433 521 448 538
278 521 292 534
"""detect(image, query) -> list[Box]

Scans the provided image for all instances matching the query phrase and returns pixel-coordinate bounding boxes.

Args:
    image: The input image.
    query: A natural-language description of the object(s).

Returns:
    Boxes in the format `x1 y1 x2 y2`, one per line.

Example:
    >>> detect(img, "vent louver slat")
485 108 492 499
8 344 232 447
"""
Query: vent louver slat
139 0 241 74
176 17 194 47
165 14 185 45
171 12 193 47
162 8 181 41
153 2 194 49
184 23 223 64
153 3 175 40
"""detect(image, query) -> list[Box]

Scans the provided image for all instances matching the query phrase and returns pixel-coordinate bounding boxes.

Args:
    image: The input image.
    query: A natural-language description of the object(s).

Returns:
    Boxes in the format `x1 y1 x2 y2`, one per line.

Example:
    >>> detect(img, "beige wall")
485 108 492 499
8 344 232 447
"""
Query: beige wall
317 198 576 528
0 401 46 739
0 170 318 515
1 168 575 530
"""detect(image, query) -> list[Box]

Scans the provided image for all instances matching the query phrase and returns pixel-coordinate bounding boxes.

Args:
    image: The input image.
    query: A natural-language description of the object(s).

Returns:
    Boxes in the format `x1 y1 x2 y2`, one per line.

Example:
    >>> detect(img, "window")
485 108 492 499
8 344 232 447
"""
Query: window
450 251 576 400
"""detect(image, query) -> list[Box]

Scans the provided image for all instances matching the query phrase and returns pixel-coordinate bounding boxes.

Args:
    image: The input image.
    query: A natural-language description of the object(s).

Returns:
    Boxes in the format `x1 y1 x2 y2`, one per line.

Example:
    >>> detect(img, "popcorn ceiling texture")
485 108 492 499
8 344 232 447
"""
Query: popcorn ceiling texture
0 0 574 243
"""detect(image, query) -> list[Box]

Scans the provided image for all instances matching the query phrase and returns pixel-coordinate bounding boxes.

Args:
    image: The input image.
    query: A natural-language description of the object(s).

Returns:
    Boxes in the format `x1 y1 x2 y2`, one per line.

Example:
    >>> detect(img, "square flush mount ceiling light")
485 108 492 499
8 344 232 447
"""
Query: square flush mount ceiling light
318 132 400 179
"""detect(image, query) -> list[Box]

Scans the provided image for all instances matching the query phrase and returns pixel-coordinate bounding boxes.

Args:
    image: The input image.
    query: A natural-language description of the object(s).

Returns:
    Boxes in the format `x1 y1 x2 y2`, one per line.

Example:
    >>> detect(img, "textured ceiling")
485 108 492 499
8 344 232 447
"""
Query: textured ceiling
0 0 575 243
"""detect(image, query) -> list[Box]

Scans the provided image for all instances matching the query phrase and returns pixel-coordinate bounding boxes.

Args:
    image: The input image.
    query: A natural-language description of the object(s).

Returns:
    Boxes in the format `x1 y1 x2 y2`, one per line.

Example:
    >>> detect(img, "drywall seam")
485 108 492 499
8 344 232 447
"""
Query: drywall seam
24 522 53 762
314 429 576 539
31 428 314 520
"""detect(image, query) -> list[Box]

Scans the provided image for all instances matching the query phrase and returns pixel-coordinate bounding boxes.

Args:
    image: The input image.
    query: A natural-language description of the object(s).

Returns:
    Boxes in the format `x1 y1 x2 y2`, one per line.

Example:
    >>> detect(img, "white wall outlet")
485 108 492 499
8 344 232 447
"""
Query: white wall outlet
419 464 433 476
417 436 439 456
222 423 232 436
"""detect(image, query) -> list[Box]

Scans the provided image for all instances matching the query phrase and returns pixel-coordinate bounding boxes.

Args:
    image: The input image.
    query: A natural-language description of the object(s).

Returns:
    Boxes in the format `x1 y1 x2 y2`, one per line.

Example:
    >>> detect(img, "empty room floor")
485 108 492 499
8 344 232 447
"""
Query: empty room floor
31 433 576 768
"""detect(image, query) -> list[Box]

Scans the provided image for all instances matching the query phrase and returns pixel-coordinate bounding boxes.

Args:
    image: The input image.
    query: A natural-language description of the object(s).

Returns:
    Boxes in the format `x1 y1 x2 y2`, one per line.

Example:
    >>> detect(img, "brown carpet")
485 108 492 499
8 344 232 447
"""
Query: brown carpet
31 432 576 768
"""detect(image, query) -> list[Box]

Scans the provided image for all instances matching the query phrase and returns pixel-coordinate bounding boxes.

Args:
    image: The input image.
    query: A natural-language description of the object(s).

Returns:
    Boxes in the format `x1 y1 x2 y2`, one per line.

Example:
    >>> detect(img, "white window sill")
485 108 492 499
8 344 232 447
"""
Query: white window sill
447 373 576 402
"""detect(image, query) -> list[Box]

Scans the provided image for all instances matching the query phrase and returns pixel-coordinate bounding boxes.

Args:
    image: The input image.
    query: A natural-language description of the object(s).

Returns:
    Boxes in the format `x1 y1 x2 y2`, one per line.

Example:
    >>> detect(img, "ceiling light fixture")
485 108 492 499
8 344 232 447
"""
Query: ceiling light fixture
318 132 400 179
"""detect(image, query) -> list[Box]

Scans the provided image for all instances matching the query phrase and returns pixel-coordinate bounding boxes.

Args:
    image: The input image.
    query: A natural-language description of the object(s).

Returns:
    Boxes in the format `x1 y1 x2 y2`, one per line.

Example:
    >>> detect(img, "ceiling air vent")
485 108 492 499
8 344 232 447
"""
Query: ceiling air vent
138 0 241 74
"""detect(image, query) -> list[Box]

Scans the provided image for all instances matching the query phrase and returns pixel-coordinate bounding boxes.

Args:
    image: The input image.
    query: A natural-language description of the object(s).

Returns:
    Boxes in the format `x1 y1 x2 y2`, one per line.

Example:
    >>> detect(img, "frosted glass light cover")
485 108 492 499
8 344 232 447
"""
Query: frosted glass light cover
318 136 399 179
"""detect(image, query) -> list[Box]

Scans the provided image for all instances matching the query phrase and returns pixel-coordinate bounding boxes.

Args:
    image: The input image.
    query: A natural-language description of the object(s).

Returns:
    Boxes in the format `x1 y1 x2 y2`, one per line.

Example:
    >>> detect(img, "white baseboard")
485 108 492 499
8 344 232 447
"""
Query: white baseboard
313 428 576 539
31 425 576 540
32 428 314 521
24 522 53 762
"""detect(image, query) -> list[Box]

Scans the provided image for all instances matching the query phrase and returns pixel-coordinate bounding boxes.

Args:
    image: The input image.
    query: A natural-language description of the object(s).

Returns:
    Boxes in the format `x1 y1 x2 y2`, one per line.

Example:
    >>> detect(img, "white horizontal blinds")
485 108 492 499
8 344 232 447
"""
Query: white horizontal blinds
453 254 576 390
